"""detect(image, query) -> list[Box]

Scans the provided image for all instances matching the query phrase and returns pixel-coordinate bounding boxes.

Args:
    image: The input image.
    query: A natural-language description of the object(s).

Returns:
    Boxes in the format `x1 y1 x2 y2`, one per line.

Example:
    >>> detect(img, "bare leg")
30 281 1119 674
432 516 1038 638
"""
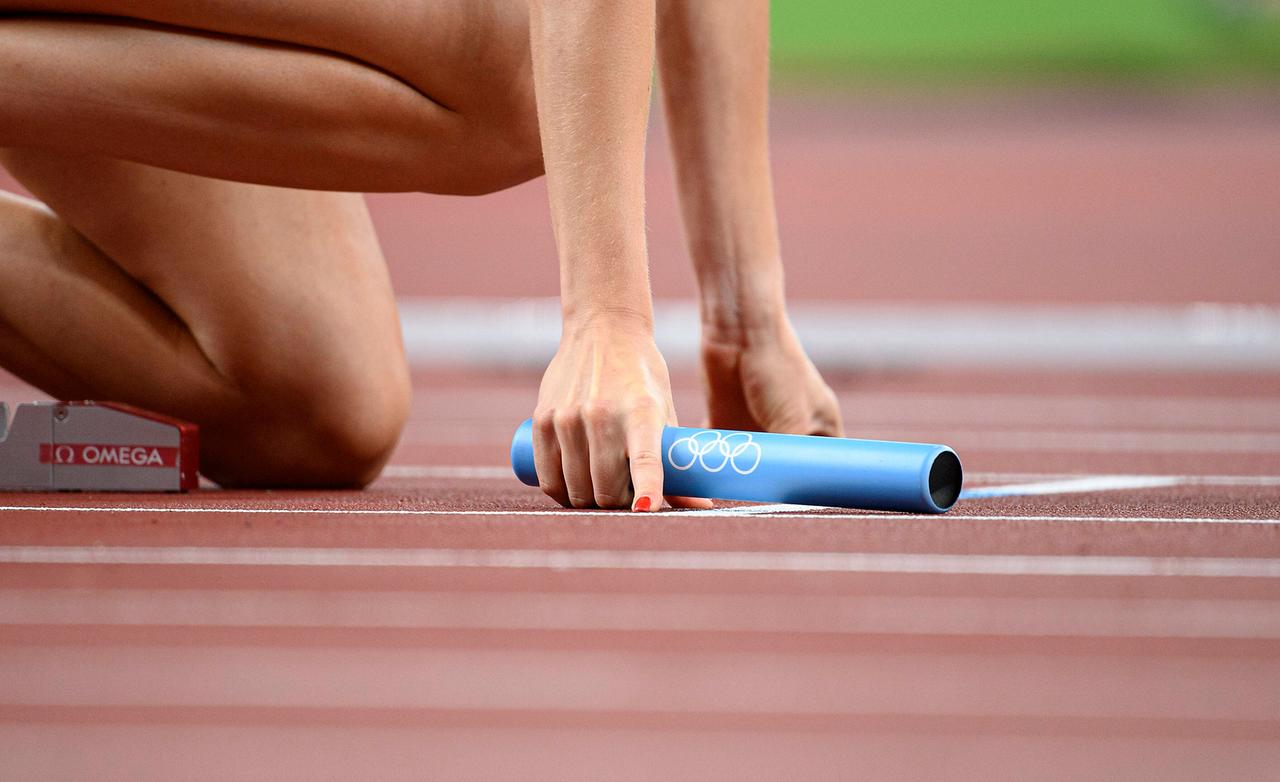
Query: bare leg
0 3 541 193
0 2 545 486
0 150 410 487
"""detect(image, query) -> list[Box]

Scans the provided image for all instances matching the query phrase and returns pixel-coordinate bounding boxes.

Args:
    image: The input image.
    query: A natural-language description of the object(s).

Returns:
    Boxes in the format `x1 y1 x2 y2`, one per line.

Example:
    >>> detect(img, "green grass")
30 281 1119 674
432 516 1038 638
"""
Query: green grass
770 0 1280 85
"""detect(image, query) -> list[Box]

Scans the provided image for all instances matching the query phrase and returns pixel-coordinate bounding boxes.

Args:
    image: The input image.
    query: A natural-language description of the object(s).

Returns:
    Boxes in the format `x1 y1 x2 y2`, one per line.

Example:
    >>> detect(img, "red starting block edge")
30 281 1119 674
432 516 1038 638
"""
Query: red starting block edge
0 401 199 492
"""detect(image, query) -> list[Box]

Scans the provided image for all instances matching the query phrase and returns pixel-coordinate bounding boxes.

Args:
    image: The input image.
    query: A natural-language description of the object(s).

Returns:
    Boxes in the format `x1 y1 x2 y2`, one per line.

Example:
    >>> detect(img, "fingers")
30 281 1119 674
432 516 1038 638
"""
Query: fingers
536 402 646 511
625 402 668 512
583 401 633 510
824 407 845 438
810 404 844 437
667 494 714 510
812 386 845 437
553 408 596 509
534 329 695 512
531 410 569 507
665 404 712 509
537 404 716 512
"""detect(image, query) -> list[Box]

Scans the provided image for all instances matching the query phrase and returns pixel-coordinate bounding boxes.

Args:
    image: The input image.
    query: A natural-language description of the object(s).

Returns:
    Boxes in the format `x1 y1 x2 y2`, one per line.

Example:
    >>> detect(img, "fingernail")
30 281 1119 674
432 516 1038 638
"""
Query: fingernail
633 496 652 513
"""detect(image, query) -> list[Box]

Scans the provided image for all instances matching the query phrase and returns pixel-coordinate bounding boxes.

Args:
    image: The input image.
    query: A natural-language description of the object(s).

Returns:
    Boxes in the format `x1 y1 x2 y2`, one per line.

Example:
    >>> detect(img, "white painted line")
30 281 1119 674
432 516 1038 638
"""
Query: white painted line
380 465 511 479
1180 475 1280 486
685 475 1194 514
960 475 1184 500
0 504 622 517
3 545 1279 578
5 589 1276 639
902 514 1280 525
373 465 1280 490
0 504 1275 525
397 298 1280 371
967 472 1280 486
681 503 824 516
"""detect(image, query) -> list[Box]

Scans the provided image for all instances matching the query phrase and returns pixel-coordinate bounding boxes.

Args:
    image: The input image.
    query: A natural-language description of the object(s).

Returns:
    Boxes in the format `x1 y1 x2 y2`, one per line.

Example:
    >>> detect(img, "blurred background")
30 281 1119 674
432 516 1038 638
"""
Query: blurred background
1 0 1277 374
769 0 1280 86
370 0 1280 374
2 8 1278 780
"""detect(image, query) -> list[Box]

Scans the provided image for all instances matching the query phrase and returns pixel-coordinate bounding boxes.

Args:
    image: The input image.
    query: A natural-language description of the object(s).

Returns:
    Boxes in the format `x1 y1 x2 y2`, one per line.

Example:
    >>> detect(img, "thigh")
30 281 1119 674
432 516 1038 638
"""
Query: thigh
0 147 409 429
2 0 533 119
0 3 540 193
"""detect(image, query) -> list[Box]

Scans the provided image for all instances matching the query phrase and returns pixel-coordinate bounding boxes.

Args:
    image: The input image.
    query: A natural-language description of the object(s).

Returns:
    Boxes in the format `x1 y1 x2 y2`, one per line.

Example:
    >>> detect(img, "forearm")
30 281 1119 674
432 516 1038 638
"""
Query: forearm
529 0 657 329
657 0 784 338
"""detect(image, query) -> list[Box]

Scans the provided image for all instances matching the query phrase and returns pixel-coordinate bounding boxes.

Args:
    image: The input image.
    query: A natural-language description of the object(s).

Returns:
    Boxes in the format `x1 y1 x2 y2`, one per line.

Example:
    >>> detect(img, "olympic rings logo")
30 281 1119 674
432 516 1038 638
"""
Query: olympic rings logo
667 431 762 476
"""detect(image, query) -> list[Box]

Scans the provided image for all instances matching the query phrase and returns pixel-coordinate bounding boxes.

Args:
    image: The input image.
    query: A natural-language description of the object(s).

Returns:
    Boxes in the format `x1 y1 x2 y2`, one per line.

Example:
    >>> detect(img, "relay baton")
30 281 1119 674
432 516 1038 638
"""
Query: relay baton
510 419 963 514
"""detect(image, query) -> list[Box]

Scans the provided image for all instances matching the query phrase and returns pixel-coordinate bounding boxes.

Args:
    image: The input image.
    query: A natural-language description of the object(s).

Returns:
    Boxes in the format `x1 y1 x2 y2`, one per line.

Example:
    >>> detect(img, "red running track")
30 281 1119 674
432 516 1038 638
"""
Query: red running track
2 91 1280 780
2 367 1279 781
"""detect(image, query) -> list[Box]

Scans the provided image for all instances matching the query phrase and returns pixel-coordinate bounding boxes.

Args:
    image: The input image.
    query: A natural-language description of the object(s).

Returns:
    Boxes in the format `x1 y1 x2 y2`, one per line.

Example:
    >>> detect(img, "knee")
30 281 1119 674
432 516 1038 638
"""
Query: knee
204 358 411 489
293 368 411 487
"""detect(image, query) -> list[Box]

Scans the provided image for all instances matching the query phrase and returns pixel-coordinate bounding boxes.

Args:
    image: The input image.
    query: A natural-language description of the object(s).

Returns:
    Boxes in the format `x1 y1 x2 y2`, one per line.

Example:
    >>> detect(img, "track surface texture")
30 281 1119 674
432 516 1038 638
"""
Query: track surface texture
3 90 1280 780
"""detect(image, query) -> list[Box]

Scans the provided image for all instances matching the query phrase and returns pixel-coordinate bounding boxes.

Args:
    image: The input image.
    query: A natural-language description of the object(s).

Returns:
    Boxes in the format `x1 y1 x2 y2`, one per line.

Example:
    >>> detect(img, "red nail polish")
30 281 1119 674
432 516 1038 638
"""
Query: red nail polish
633 496 651 512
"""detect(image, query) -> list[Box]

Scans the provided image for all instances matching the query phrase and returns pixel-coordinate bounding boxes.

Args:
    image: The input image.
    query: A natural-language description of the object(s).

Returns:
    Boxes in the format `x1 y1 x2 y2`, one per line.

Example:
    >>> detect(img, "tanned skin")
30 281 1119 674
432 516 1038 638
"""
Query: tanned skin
0 0 840 500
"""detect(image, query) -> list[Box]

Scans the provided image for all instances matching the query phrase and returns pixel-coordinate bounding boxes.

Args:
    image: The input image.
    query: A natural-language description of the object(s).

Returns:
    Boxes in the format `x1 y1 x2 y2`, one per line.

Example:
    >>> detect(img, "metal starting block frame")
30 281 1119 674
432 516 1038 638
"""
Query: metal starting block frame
0 401 198 492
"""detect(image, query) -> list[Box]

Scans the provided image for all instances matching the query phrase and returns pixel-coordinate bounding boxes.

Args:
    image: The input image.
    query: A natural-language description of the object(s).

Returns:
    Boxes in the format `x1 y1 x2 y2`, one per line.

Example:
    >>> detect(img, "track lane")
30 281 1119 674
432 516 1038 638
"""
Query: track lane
3 88 1279 781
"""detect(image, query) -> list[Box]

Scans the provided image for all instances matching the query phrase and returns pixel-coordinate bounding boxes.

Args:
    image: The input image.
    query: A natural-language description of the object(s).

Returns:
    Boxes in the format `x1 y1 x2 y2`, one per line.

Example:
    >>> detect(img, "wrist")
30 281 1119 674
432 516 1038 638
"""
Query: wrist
559 245 655 336
561 302 656 338
698 264 787 347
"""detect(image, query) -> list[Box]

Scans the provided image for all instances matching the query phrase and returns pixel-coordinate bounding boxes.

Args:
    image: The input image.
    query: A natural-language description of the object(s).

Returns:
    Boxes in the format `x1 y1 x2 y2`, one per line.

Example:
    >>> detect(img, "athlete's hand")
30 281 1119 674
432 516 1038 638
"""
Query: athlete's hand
533 312 713 512
701 314 843 436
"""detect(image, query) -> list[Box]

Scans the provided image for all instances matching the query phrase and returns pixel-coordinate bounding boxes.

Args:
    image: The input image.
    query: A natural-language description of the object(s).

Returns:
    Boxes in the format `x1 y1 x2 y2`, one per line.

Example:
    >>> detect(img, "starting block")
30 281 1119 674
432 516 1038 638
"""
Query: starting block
0 401 198 492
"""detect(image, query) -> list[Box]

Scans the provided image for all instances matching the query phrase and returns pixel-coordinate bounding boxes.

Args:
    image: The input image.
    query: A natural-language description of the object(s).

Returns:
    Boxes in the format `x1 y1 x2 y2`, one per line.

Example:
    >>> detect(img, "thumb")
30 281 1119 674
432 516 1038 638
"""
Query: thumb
667 494 714 510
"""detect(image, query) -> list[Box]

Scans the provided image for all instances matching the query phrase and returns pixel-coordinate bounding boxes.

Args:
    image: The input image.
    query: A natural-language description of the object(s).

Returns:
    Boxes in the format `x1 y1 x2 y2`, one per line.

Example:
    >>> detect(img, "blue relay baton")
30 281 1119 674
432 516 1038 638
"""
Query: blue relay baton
510 419 962 514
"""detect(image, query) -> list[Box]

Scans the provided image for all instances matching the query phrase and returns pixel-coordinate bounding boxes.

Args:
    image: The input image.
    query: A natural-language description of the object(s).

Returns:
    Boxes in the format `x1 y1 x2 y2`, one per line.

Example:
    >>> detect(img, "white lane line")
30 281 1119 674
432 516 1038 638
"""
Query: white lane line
681 503 824 516
1175 475 1280 486
3 545 1279 578
6 589 1277 639
967 472 1280 486
0 505 1275 524
374 466 1280 491
380 465 512 479
940 514 1277 525
960 475 1185 500
685 476 1193 514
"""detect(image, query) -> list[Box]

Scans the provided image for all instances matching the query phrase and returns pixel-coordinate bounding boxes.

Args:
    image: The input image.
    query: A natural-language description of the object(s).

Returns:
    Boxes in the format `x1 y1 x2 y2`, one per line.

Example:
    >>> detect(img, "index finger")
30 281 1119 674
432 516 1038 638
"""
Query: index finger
626 409 713 511
625 406 667 513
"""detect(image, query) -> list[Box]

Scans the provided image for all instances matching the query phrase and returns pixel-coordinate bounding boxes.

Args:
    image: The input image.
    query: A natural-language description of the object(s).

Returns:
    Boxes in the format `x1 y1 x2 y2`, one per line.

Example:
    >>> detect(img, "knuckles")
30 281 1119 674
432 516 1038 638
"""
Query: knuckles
628 450 662 467
628 397 662 420
566 494 595 509
551 406 582 433
532 410 557 438
593 492 627 510
538 399 646 433
582 400 618 431
534 396 670 511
